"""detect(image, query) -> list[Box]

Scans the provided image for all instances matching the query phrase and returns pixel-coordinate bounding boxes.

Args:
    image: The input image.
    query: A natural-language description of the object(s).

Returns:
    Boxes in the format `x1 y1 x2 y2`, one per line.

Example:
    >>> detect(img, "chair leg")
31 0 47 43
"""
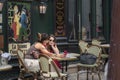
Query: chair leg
77 73 79 80
61 77 64 80
18 70 25 79
91 68 94 80
33 73 38 80
96 67 101 80
65 76 68 80
97 69 101 80
98 73 101 80
86 68 89 80
92 74 94 80
77 66 80 80
61 76 67 80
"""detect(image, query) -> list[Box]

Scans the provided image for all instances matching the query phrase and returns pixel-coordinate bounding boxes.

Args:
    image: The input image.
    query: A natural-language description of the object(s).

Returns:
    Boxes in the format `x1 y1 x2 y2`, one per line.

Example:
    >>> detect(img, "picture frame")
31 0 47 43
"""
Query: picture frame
7 1 32 55
0 35 4 49
7 1 31 43
0 14 2 23
0 2 3 12
0 25 2 33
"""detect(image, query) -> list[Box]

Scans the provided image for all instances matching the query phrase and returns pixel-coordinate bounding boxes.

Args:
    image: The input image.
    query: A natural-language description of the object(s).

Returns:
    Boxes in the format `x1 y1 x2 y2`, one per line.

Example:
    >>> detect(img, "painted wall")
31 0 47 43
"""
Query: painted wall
30 1 54 43
2 1 54 51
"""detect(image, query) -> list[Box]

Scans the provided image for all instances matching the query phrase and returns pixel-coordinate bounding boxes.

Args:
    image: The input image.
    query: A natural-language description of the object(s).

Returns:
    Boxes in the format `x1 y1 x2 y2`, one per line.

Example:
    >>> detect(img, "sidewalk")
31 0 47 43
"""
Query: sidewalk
20 64 105 80
67 64 105 80
68 72 104 80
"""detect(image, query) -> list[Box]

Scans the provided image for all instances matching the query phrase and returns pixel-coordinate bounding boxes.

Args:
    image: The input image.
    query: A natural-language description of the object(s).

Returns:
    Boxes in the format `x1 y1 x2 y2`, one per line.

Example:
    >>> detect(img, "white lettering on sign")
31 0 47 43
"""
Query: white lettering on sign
8 43 31 55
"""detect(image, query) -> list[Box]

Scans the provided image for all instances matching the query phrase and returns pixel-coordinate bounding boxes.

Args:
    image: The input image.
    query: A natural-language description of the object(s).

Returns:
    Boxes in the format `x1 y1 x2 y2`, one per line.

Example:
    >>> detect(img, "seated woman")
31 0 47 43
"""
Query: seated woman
47 34 64 69
24 33 64 73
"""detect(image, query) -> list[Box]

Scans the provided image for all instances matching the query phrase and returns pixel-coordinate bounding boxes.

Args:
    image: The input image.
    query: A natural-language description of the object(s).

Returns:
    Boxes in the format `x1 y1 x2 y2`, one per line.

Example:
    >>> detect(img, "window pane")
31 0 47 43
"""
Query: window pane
68 0 77 41
96 0 104 40
81 0 91 40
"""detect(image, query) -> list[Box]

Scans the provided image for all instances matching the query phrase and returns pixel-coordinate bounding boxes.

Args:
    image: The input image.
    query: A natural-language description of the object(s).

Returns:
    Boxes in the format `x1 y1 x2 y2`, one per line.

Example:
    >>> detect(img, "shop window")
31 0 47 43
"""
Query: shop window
67 0 78 41
81 0 105 41
81 0 91 40
96 0 104 40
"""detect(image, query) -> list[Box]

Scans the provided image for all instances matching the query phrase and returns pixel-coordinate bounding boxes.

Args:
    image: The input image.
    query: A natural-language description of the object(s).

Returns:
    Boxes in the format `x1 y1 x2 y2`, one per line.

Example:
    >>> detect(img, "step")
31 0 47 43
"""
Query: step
57 42 68 46
56 37 67 42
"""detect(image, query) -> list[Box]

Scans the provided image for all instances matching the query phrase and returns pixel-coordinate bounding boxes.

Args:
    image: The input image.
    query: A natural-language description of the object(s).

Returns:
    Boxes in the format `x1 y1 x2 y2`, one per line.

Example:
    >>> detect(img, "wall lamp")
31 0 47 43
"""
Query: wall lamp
39 0 48 14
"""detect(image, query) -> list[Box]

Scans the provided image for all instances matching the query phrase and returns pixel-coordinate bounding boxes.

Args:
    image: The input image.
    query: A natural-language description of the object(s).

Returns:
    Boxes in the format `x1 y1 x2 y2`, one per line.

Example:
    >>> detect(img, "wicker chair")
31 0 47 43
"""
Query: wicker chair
79 40 89 54
17 49 38 80
91 39 109 71
92 39 109 59
92 39 101 46
77 45 102 80
39 54 67 80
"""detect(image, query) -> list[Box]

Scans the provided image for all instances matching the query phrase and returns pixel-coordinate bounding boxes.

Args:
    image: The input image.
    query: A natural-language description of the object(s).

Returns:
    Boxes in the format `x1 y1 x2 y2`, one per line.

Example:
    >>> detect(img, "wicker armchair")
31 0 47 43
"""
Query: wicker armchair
39 54 67 80
77 45 102 80
79 40 89 54
17 49 38 80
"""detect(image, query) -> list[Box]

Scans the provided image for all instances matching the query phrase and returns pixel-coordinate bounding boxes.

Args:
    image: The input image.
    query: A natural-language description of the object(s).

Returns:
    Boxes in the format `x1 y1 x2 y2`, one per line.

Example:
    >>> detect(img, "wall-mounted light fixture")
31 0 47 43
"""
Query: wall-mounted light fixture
39 0 48 14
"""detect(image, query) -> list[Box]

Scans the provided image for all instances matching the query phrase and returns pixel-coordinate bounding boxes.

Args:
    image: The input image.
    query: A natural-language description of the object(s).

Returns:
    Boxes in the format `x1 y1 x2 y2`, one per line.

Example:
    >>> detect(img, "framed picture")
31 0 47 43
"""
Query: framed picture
0 35 4 49
0 25 2 33
0 2 3 11
7 1 32 55
7 1 31 43
0 14 2 23
8 42 30 55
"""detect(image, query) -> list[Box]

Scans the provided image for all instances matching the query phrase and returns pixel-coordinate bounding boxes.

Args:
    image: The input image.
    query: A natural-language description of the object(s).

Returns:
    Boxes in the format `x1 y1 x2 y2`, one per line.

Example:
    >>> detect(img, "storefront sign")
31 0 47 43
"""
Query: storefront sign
8 42 30 55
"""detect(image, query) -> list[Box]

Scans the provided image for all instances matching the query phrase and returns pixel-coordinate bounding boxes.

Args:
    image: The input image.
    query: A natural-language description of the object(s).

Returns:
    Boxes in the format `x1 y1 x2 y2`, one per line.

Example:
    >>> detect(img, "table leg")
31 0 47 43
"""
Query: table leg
86 68 89 80
61 61 64 73
61 61 68 72
65 61 68 72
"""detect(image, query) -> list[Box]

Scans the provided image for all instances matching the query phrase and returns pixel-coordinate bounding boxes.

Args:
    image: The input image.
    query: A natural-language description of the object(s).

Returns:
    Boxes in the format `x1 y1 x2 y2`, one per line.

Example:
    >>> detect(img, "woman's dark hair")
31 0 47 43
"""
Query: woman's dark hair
37 33 49 43
47 34 56 51
49 34 56 42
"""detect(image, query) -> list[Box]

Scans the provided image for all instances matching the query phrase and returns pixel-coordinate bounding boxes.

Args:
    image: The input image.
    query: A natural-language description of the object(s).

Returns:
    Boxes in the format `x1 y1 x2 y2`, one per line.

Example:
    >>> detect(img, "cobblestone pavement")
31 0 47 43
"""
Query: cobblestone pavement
20 72 105 80
68 72 105 80
18 64 106 80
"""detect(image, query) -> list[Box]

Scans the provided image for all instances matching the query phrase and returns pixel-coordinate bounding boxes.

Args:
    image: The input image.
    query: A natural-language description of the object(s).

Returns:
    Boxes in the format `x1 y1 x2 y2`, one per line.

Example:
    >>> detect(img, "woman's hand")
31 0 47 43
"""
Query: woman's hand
49 41 55 46
56 54 65 58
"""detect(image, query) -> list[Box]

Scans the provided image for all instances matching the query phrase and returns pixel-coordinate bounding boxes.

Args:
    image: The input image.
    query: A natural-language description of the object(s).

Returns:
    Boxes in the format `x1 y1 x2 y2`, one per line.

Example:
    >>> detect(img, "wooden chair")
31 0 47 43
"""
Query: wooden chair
39 54 67 80
77 45 102 80
17 49 38 80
